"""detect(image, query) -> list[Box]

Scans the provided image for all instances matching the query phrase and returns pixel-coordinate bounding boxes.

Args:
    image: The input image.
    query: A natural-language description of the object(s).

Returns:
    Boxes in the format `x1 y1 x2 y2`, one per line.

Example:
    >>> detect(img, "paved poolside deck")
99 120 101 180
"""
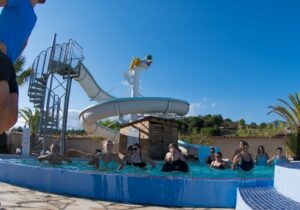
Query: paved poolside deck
0 182 233 210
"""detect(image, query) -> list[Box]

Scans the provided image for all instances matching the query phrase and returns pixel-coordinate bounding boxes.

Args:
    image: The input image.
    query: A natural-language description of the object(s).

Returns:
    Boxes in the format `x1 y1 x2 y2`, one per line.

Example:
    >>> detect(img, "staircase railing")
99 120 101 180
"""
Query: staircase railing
28 35 84 154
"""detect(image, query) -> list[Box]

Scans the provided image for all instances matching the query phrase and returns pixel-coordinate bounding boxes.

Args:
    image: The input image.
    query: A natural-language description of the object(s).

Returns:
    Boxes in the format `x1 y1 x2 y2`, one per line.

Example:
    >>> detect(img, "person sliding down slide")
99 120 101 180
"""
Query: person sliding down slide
129 55 152 71
0 0 46 133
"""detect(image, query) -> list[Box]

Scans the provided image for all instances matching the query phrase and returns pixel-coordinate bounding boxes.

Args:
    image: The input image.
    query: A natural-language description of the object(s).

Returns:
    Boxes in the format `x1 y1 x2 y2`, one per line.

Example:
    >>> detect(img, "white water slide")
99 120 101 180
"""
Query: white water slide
76 63 189 142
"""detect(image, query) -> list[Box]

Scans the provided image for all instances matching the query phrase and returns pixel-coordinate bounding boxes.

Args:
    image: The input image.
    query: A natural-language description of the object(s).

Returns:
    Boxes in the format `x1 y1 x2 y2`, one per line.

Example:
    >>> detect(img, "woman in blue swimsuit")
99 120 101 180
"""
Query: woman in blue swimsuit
99 140 124 170
255 145 269 166
267 147 288 165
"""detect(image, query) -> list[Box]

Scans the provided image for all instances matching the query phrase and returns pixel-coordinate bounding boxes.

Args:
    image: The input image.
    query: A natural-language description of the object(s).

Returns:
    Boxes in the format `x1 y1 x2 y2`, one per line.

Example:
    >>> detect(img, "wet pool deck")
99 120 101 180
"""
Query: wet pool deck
0 182 233 210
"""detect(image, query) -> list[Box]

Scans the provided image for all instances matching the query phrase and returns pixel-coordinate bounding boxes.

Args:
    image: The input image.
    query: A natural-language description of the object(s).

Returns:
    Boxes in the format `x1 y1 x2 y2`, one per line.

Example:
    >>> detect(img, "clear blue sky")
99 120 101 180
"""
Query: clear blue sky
16 0 300 128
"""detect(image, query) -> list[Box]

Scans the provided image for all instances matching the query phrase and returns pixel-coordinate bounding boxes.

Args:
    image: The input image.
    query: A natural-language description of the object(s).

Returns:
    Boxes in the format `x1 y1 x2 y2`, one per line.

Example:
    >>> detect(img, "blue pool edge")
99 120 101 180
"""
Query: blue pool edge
0 159 273 208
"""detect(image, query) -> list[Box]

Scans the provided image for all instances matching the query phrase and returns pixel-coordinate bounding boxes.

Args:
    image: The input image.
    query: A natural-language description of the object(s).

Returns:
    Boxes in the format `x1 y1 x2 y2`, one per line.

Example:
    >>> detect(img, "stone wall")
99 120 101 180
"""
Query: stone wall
7 133 119 155
210 136 286 159
7 133 285 159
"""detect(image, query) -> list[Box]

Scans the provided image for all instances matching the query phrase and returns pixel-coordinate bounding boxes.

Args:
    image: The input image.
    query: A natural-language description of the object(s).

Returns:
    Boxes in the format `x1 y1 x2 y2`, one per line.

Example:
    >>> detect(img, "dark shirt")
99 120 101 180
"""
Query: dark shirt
205 155 214 164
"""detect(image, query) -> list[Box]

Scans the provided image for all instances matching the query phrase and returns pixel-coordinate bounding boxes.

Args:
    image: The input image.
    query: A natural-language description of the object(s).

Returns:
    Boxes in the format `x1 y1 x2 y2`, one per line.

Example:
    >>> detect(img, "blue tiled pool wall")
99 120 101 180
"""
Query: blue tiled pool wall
238 187 300 210
0 161 273 208
236 162 300 210
277 161 300 169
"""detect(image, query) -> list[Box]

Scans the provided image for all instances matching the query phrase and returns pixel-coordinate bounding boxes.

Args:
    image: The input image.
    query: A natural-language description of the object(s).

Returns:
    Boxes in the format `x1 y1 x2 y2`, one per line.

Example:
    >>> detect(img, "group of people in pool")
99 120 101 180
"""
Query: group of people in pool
37 140 189 173
205 140 288 171
37 139 287 172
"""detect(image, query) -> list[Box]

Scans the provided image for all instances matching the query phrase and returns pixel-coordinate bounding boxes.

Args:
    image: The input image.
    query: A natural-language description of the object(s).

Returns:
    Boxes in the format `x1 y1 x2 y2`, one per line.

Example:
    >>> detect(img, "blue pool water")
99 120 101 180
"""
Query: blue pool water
0 158 274 179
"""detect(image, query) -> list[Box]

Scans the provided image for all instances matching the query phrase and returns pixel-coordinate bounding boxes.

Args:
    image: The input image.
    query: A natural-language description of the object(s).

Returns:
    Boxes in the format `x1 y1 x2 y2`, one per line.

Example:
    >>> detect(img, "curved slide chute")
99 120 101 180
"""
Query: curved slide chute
74 63 114 101
76 63 189 142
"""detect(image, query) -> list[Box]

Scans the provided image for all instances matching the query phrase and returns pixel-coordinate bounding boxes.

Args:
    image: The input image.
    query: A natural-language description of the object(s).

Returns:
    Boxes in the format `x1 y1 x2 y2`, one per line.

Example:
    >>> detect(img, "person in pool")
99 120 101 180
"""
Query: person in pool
205 146 216 164
210 152 230 170
267 147 288 165
65 148 100 168
255 145 269 166
232 141 254 171
98 140 124 170
162 144 189 173
164 143 186 161
232 140 245 161
38 143 72 165
129 143 156 168
122 145 134 165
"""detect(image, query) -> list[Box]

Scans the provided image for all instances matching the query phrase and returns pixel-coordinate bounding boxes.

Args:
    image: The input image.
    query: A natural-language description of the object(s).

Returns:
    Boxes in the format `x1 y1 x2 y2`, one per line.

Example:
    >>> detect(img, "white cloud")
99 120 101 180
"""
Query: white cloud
210 100 224 108
67 110 82 130
187 102 206 116
187 99 225 116
14 117 26 128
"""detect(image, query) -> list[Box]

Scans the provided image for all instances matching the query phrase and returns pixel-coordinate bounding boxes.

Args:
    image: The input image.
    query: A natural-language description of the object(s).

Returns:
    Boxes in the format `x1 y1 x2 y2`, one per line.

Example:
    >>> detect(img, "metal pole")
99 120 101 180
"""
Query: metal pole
56 98 60 131
130 68 139 121
131 69 140 98
60 76 72 155
41 33 57 154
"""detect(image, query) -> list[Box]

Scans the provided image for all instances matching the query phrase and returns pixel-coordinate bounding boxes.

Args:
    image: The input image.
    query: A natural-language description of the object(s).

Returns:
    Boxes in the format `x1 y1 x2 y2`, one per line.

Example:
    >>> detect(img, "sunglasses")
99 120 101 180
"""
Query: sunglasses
215 155 221 158
131 148 138 151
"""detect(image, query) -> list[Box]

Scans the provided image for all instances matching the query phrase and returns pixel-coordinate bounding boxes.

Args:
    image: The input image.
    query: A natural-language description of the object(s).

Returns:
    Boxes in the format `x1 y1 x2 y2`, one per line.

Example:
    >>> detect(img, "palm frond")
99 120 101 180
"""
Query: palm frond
19 108 40 134
277 98 298 120
288 94 300 124
268 105 297 128
14 56 26 73
268 94 300 130
16 68 32 86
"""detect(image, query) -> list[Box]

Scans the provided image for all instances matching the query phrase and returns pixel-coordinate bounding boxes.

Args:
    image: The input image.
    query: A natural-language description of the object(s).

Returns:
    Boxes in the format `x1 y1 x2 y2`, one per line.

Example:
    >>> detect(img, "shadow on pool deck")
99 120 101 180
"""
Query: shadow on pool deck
0 182 233 210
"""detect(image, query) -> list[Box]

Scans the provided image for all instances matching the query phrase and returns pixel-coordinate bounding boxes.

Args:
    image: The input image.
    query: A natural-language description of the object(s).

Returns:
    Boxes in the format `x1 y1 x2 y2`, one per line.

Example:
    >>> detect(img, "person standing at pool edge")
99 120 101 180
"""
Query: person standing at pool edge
0 0 46 133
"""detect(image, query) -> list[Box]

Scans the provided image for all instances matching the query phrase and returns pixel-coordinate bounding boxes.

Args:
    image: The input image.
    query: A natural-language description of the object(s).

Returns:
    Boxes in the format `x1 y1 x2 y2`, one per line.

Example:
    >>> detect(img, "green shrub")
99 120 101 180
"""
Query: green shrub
284 134 298 158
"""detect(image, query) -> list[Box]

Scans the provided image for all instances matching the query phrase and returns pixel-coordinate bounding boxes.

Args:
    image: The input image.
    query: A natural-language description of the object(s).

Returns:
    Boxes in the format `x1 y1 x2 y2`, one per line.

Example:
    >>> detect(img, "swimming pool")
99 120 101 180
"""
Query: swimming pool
3 158 274 179
0 157 274 208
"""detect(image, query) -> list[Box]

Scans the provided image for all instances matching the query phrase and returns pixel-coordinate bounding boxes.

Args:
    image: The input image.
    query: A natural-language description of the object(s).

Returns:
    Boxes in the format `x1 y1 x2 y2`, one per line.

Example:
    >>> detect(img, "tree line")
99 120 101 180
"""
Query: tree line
177 114 286 137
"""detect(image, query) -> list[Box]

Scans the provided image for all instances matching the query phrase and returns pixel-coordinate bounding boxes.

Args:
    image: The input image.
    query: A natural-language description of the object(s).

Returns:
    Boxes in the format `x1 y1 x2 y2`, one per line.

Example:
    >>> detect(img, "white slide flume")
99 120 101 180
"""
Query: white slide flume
74 63 114 102
76 63 189 142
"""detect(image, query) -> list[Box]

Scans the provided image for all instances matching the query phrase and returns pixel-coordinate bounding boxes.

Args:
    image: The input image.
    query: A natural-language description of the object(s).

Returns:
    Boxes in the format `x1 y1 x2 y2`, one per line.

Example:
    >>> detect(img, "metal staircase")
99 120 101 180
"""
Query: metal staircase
28 34 84 154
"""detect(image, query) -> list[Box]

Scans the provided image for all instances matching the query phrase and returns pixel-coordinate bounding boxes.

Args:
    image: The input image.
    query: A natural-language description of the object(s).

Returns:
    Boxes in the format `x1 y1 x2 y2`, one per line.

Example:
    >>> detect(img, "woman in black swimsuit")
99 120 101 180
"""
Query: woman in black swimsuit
210 152 230 170
232 141 254 171
130 143 156 168
162 144 189 173
122 145 134 165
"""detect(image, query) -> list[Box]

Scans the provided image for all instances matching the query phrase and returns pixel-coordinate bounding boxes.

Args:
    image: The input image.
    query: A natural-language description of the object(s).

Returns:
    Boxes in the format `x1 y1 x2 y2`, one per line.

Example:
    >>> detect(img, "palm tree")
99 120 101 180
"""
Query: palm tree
19 108 40 134
19 108 40 147
268 93 300 160
14 56 32 86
